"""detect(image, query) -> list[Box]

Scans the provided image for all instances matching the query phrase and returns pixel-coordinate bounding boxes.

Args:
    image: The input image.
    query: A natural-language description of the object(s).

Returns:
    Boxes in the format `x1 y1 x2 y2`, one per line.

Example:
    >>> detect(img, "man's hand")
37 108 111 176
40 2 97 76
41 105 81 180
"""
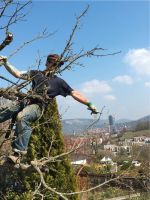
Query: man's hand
0 56 7 66
87 102 99 114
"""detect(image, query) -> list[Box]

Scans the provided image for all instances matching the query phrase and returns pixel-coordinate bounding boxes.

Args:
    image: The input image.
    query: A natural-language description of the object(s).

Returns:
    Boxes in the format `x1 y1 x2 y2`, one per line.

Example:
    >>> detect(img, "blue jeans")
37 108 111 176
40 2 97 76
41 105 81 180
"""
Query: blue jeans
0 103 41 151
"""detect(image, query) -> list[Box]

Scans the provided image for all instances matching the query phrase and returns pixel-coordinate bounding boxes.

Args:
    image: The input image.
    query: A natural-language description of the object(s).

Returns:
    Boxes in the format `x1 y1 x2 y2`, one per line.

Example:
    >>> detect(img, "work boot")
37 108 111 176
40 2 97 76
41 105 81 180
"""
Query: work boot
12 148 27 155
8 148 27 164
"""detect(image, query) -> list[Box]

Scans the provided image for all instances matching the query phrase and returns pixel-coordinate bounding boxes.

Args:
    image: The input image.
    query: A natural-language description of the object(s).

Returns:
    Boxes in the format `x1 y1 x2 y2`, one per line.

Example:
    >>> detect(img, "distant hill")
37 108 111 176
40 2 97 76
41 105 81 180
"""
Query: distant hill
136 115 150 122
62 115 150 135
62 118 107 134
115 119 132 123
126 115 150 130
62 118 132 134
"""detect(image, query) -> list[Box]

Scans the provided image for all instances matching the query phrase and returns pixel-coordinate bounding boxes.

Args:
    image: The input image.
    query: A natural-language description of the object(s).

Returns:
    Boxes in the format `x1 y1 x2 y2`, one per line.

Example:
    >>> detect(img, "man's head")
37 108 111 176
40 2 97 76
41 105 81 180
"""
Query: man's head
45 54 64 71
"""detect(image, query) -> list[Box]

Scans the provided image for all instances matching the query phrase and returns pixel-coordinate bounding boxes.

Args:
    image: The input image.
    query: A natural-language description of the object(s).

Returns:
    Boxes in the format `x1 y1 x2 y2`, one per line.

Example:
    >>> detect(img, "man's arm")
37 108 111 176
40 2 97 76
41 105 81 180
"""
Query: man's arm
0 56 28 80
70 90 89 105
70 90 99 114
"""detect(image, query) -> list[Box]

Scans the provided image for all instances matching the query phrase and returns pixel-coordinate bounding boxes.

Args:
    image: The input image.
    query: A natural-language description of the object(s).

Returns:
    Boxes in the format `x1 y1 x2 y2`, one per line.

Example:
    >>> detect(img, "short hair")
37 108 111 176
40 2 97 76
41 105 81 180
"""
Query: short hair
46 54 64 66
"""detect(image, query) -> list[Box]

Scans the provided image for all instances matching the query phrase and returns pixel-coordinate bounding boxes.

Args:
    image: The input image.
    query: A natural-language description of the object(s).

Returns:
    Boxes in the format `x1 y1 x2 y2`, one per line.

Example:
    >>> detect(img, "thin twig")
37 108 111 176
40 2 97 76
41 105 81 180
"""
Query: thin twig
8 29 55 59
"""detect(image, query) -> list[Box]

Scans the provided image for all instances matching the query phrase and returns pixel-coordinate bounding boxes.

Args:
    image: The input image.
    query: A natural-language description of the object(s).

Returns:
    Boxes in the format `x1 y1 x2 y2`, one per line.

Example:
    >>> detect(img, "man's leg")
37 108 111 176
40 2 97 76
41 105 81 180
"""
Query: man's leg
12 104 42 152
0 103 22 123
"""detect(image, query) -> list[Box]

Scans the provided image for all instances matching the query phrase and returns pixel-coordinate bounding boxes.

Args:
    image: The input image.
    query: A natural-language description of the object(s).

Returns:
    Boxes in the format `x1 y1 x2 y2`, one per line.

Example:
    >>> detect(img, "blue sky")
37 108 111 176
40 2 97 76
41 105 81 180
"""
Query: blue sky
0 1 149 120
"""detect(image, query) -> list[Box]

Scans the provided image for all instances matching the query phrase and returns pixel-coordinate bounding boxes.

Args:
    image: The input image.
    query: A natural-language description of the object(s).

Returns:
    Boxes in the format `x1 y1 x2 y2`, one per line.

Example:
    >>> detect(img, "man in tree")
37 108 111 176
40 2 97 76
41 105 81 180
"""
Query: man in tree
0 54 99 163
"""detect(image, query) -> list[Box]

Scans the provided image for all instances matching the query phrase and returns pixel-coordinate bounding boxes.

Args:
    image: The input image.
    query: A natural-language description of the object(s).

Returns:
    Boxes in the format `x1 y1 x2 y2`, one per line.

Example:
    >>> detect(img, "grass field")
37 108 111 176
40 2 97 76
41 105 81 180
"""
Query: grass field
120 129 150 140
110 130 150 143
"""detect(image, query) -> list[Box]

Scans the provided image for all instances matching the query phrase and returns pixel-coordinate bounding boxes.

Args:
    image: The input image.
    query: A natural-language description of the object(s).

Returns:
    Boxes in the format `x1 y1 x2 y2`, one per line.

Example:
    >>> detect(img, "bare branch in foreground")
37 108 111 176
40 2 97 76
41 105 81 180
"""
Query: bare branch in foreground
60 5 90 61
8 29 55 59
33 164 69 200
0 0 32 32
32 162 119 198
58 47 121 74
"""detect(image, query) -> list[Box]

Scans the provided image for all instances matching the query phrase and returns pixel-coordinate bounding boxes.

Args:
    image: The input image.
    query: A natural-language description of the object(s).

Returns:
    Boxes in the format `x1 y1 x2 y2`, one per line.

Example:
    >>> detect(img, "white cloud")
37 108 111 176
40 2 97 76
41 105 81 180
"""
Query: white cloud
81 79 112 94
144 82 150 88
104 94 116 101
124 48 150 76
112 75 133 85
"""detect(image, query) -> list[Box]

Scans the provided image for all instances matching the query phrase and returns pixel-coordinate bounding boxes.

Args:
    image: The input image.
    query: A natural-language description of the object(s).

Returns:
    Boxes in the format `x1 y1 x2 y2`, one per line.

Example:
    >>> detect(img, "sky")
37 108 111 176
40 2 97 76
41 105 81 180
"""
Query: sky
0 0 149 120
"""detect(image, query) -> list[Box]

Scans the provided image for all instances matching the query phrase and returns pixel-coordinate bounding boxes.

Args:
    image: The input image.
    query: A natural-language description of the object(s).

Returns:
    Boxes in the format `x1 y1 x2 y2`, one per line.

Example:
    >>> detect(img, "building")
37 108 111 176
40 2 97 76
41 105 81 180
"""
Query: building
104 144 131 156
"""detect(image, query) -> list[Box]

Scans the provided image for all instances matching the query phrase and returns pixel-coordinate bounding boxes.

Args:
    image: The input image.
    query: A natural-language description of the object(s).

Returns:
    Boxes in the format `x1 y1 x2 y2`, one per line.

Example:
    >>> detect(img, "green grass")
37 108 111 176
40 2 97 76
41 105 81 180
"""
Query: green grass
121 130 150 140
111 130 150 143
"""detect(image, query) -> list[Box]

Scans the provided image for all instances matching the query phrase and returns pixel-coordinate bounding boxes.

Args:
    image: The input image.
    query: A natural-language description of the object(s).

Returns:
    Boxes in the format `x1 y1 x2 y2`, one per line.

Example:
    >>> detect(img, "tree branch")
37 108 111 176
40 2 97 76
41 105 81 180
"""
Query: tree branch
0 32 13 51
8 29 55 59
